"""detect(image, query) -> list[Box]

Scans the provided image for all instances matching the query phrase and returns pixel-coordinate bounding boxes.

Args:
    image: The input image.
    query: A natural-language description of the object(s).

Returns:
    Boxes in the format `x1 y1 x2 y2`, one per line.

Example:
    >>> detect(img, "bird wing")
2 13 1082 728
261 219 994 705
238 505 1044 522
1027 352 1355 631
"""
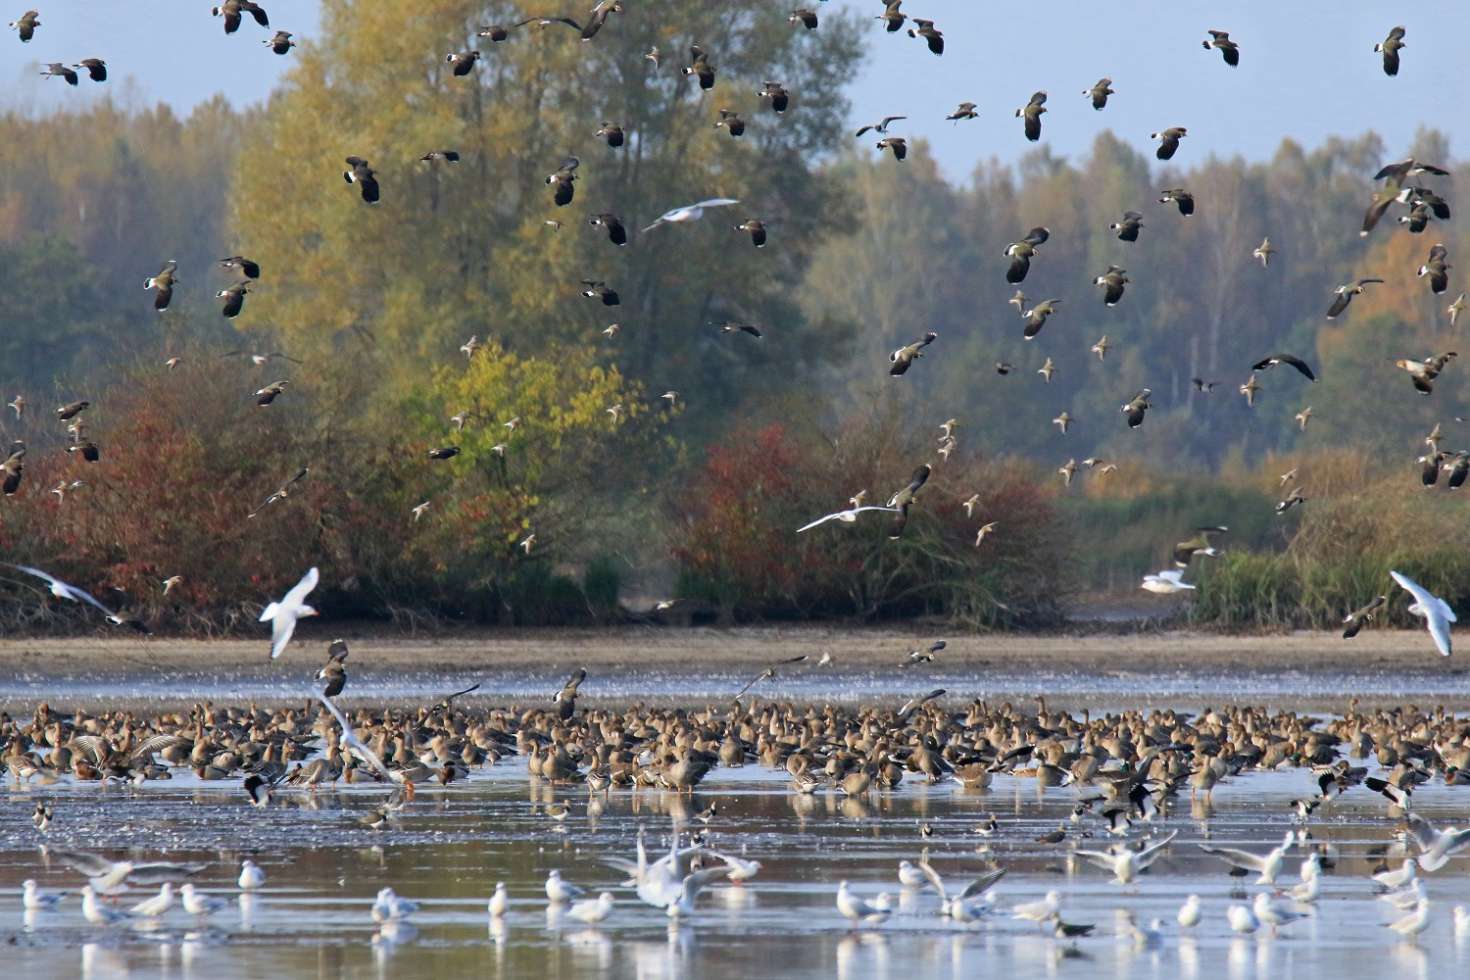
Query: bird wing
1072 849 1123 872
1136 830 1180 867
51 849 119 878
314 692 401 783
1197 844 1267 871
957 867 1006 899
1426 609 1453 656
282 566 320 609
640 217 668 233
694 198 740 208
916 860 949 901
796 511 845 533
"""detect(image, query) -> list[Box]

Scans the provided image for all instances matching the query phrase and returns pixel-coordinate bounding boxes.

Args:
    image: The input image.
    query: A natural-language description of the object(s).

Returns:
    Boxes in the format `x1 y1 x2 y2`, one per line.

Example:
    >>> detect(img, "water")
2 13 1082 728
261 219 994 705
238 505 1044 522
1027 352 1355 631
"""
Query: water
3 762 1469 978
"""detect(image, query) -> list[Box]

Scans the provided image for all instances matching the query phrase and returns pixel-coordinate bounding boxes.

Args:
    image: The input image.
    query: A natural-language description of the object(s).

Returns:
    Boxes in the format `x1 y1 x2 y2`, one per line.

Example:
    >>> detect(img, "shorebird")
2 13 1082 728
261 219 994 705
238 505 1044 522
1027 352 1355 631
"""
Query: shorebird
1177 894 1201 928
260 567 319 660
1085 77 1114 110
239 860 265 891
917 862 1005 920
642 198 740 233
1202 29 1240 66
568 892 616 924
545 870 586 904
1391 571 1454 656
488 882 509 918
181 883 227 916
1342 595 1387 638
835 881 891 926
1375 26 1406 77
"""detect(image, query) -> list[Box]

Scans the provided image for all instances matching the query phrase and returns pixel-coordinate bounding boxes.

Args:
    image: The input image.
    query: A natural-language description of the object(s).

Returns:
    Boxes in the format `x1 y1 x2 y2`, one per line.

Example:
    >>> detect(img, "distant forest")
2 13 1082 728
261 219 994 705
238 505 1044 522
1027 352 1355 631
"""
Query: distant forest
0 1 1465 631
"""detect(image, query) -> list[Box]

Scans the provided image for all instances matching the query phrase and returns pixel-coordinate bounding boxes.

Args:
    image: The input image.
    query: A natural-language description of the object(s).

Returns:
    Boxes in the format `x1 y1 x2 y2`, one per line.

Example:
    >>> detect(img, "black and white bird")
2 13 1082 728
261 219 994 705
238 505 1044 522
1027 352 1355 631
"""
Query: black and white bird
733 218 766 247
759 81 790 113
1094 265 1130 306
1085 78 1114 110
445 51 481 76
1016 91 1047 141
264 30 294 54
1110 211 1144 242
343 156 380 203
1375 26 1406 76
1251 354 1317 382
144 261 179 311
1158 188 1195 215
1151 127 1188 160
580 280 620 305
1326 277 1384 318
217 281 251 318
855 115 905 137
1418 244 1450 294
642 198 740 233
1121 389 1152 429
681 42 716 89
588 213 628 246
546 156 579 206
889 332 937 376
875 136 907 160
1202 30 1240 66
1004 227 1050 283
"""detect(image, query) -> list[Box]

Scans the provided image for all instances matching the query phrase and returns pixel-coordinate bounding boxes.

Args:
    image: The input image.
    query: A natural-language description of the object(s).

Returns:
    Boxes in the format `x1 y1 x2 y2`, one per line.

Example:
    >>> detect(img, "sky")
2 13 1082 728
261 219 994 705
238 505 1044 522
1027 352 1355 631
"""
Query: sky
3 2 1466 182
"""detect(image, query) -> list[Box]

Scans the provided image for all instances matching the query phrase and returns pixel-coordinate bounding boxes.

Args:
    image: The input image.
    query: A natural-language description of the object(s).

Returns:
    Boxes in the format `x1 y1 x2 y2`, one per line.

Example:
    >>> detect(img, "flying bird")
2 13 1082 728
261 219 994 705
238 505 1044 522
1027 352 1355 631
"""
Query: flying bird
1174 527 1228 568
588 213 628 246
1121 389 1152 429
875 136 907 160
145 261 179 311
855 115 905 137
796 505 900 533
889 332 937 376
1391 570 1454 657
1375 26 1406 76
1395 352 1457 395
1094 265 1129 306
343 156 380 203
1016 91 1047 141
1254 238 1276 267
8 9 38 41
260 567 319 660
1004 227 1050 284
1158 188 1195 215
1252 354 1317 381
546 156 579 205
1342 595 1387 639
906 18 943 55
642 198 740 233
2 564 147 632
946 102 978 122
1085 78 1114 110
1151 127 1188 161
1326 278 1384 318
264 30 294 54
1417 243 1450 294
246 466 309 519
1202 30 1240 66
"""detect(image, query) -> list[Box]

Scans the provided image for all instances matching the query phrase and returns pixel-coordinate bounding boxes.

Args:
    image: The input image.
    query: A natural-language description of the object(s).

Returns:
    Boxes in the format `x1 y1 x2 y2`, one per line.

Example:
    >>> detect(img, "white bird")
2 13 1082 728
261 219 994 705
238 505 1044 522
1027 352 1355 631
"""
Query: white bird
1380 879 1427 911
1373 858 1418 891
1074 830 1178 884
1391 570 1455 656
568 891 616 924
1404 814 1470 871
238 860 265 891
1177 894 1201 928
917 861 1006 920
4 563 135 627
1199 831 1294 884
129 883 174 918
796 505 900 533
49 849 203 896
1252 891 1307 933
1141 569 1195 594
641 197 740 233
1288 873 1321 903
372 887 419 922
546 870 586 904
488 882 509 918
81 886 130 925
1387 899 1432 940
835 881 891 925
712 853 762 883
259 566 319 659
664 867 733 918
314 690 403 783
1124 912 1165 947
1226 902 1259 934
180 883 227 916
1011 890 1061 928
22 880 67 911
603 828 713 909
898 860 927 888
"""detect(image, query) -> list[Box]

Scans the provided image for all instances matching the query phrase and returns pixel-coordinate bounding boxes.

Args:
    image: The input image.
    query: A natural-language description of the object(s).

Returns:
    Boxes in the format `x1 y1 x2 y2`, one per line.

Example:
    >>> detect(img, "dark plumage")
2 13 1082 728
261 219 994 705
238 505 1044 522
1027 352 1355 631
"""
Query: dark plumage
263 30 293 55
1151 127 1187 161
759 81 789 113
886 463 931 539
734 218 766 247
595 122 625 147
1121 389 1152 429
906 18 943 55
581 280 620 306
1326 278 1384 319
1016 91 1047 141
56 400 90 421
546 156 579 206
219 256 261 279
715 109 745 137
1093 265 1130 306
1158 188 1195 216
946 102 978 122
876 137 907 160
445 51 481 76
217 281 251 318
1342 595 1386 638
145 261 179 311
1418 243 1450 295
1110 211 1144 242
1251 354 1317 382
1004 226 1049 283
682 42 715 90
420 150 460 164
588 213 628 246
889 332 937 376
427 446 461 460
343 156 380 203
0 442 23 496
719 322 763 339
1375 26 1405 76
1203 30 1239 66
40 63 77 86
1085 77 1114 110
75 59 107 82
788 8 817 30
67 441 100 463
254 381 289 406
8 9 38 41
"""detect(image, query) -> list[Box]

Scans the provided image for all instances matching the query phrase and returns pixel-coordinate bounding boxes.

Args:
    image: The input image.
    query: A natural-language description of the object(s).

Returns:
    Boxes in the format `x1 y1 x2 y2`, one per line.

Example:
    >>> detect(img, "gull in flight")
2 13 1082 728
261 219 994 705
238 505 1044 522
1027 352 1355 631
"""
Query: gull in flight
314 690 403 784
1140 569 1194 594
796 504 899 533
261 567 319 659
641 198 740 233
1391 570 1455 656
917 861 1006 920
1073 830 1178 884
3 564 146 632
1199 830 1294 884
1404 814 1470 871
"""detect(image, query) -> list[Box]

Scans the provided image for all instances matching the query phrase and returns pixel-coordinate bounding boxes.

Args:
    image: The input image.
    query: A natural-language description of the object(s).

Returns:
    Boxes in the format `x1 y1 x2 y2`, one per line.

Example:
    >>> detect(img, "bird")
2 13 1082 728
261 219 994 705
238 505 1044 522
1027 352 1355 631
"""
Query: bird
1276 488 1307 513
343 156 380 203
242 772 279 807
975 522 997 547
316 638 349 697
545 870 586 905
1375 26 1407 77
889 332 937 376
713 108 745 137
789 8 818 30
254 380 289 406
372 888 420 922
263 30 294 54
1174 527 1228 568
1016 91 1047 141
1121 389 1152 428
7 394 22 418
445 51 481 76
1203 30 1240 66
1004 227 1050 284
1403 814 1470 871
1327 278 1384 318
1199 831 1294 884
219 255 261 279
1447 292 1466 326
1052 412 1072 434
419 150 460 164
247 466 308 518
56 399 89 420
238 860 266 891
681 42 716 89
1417 243 1450 294
3 563 144 631
545 156 579 205
1037 358 1056 383
1091 336 1110 360
1253 237 1276 267
1295 407 1313 431
854 115 905 137
22 879 67 911
728 217 768 248
917 862 1005 920
759 80 790 113
212 1 269 34
1094 265 1129 306
1012 890 1061 929
129 883 175 919
588 213 628 246
180 883 227 916
1239 374 1262 407
1387 900 1432 940
40 63 78 86
1141 570 1194 594
576 1 623 41
718 321 762 339
144 261 179 311
642 198 740 233
946 102 978 122
568 892 615 924
1394 351 1457 395
581 280 620 306
428 446 461 460
835 881 891 926
1252 354 1317 381
1150 128 1190 162
875 136 907 160
1178 895 1201 928
8 9 38 41
1252 892 1307 934
1074 830 1179 884
488 882 509 918
259 566 320 660
906 18 944 55
1158 188 1195 215
1085 78 1114 110
1020 299 1061 338
1391 570 1454 656
886 463 931 538
1375 157 1449 183
1110 211 1144 242
796 504 900 533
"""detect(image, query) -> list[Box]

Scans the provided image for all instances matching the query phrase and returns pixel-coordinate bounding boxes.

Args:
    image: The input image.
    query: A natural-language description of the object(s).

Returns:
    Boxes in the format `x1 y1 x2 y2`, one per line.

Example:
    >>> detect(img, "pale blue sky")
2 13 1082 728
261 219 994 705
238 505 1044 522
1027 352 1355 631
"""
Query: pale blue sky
3 1 1465 179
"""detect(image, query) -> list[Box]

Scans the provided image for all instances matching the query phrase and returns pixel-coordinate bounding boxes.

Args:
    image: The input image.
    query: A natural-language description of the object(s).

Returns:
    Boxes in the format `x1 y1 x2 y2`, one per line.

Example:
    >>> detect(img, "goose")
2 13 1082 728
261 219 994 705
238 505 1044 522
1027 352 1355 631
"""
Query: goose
1391 570 1454 656
144 260 179 310
1151 127 1188 161
259 566 319 660
1202 30 1240 66
1085 77 1113 110
875 136 907 159
1375 26 1406 76
1121 388 1151 428
718 321 762 338
1327 277 1384 318
1342 595 1387 638
889 332 937 376
1016 91 1046 141
1004 226 1049 283
1394 351 1457 395
343 156 379 203
1094 265 1129 306
546 156 578 205
906 18 943 55
1199 831 1294 883
1254 237 1276 267
1074 830 1178 884
642 197 740 233
1173 527 1228 567
264 30 293 54
1417 243 1450 294
1158 188 1194 215
855 115 905 137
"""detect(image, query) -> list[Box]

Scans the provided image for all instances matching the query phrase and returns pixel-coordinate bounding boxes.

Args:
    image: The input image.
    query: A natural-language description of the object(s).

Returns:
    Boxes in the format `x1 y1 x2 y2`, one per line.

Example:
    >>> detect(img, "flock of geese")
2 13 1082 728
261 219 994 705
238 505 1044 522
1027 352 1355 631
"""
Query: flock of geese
8 673 1470 946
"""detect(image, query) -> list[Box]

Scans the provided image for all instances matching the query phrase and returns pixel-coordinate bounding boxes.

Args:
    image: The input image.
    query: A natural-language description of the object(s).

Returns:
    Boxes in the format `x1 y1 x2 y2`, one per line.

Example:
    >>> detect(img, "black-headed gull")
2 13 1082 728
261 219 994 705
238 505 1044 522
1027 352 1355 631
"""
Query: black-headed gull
1405 813 1470 871
4 563 143 630
568 891 616 924
917 861 1005 920
796 505 900 533
22 880 67 911
641 198 740 233
1074 829 1178 884
1141 569 1194 594
238 860 265 890
314 691 402 784
1391 570 1455 656
1199 830 1293 884
261 567 319 660
835 881 891 925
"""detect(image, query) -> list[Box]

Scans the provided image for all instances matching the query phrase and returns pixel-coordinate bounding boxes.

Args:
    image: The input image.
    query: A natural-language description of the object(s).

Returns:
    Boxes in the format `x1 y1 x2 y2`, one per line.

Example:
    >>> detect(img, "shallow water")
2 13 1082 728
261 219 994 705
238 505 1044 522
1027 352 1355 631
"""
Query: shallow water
4 760 1470 979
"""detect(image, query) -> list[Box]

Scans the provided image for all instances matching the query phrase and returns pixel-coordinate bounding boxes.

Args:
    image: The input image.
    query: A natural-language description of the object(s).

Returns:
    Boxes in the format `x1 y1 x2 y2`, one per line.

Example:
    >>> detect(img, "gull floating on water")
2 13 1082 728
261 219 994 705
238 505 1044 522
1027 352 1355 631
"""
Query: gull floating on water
372 887 419 922
1011 890 1061 929
22 879 67 911
488 882 509 918
835 881 891 926
546 870 586 904
1252 891 1307 933
82 886 130 925
1373 858 1417 890
238 860 265 891
260 566 319 660
1177 894 1201 928
129 883 174 918
1226 902 1258 934
568 891 616 924
181 883 227 916
1387 899 1432 940
1390 570 1455 656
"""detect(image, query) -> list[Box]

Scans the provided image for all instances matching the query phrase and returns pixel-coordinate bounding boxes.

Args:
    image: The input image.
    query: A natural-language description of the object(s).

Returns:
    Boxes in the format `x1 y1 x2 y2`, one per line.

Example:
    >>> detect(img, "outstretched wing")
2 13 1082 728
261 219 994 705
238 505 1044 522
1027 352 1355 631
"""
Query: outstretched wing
283 566 320 608
315 692 401 783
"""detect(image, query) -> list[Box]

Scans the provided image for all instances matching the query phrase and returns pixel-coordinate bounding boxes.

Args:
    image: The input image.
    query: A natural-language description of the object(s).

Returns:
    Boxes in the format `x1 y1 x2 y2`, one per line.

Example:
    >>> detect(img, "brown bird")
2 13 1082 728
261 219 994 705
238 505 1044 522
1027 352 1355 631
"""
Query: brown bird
1202 30 1240 66
946 102 978 122
1326 278 1383 319
1085 78 1114 110
41 63 78 86
254 381 289 407
145 260 179 310
1016 91 1047 141
876 136 907 160
56 400 90 421
1375 26 1406 76
1 442 24 496
1239 374 1262 407
1151 127 1188 161
906 18 943 55
1342 596 1387 639
1395 352 1458 395
1121 389 1152 429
